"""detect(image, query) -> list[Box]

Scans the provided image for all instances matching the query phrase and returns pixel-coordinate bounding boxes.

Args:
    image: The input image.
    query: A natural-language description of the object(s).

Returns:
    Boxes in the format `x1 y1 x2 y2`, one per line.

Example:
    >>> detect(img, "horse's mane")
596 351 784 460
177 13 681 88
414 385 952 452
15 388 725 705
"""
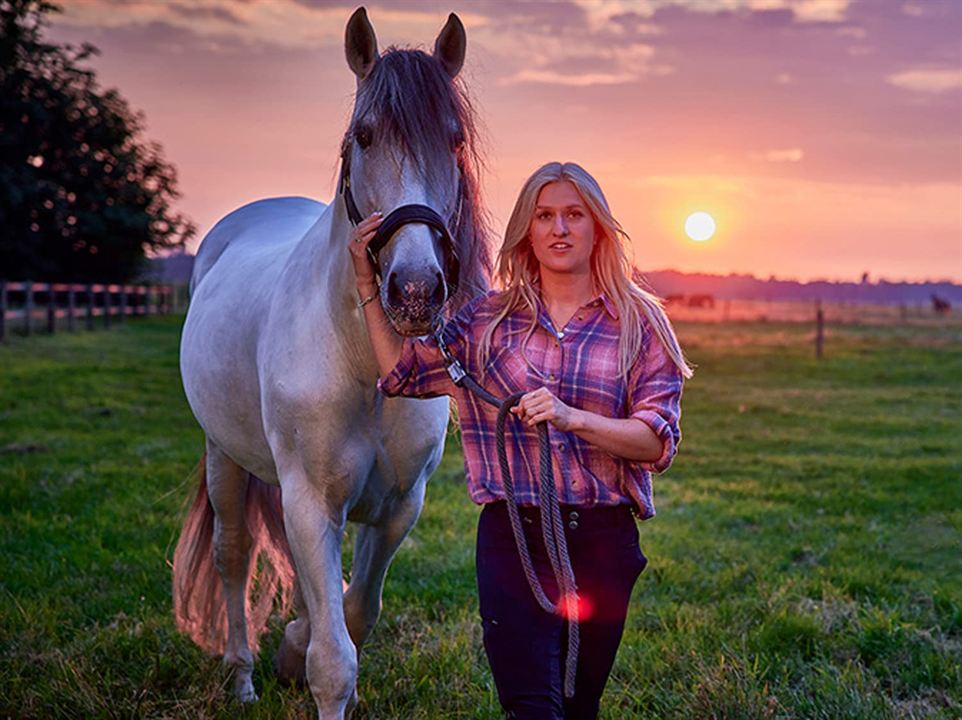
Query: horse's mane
347 47 493 312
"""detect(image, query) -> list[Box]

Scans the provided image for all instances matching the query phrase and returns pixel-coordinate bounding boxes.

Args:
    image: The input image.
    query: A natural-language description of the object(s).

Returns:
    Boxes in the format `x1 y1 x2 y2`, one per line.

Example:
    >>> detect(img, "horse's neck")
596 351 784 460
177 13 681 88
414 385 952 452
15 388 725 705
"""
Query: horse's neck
292 198 379 378
321 200 359 309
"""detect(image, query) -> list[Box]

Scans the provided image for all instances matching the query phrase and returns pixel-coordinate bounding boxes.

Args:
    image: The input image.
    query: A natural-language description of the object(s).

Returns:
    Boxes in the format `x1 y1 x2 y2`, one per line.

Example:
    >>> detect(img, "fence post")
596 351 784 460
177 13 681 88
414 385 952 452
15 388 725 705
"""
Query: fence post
103 285 112 328
119 286 127 323
815 300 824 359
46 282 56 334
86 285 95 330
24 281 33 336
67 286 76 331
0 281 6 343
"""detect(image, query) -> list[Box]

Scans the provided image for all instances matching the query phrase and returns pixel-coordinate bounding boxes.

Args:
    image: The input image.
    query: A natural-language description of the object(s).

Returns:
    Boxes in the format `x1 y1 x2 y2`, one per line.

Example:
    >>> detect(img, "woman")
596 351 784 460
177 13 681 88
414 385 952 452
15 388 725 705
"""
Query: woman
349 162 691 719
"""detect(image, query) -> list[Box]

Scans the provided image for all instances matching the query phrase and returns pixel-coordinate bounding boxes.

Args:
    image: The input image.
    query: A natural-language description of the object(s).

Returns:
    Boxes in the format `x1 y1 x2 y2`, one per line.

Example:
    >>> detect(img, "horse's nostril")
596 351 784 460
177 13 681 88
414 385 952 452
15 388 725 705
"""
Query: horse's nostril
430 271 446 306
387 272 403 306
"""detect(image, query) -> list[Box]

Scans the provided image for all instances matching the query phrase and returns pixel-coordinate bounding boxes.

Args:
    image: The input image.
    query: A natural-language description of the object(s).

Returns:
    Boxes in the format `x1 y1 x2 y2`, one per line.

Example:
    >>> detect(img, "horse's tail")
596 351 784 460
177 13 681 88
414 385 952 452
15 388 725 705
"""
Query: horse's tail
172 454 296 654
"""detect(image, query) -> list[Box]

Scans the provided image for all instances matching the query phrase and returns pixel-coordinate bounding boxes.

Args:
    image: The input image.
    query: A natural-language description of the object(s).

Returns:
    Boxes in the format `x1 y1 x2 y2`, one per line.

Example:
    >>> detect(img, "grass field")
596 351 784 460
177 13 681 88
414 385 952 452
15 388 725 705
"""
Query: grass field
1 315 960 719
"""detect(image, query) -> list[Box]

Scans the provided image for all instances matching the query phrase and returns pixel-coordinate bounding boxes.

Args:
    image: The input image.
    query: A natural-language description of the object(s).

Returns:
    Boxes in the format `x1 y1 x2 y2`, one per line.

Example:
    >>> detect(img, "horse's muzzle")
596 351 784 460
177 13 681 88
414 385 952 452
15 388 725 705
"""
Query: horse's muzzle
384 270 446 336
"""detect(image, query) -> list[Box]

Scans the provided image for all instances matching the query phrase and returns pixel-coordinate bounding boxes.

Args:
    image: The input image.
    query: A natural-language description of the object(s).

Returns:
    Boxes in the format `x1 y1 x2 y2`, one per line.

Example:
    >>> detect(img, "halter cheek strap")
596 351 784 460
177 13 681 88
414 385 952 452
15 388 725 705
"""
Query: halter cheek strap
338 153 365 228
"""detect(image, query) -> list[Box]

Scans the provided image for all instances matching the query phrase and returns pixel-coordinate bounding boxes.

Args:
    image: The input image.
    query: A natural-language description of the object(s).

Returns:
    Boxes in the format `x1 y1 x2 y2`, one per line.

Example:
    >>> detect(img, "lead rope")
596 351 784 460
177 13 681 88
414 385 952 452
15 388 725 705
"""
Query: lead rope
435 328 580 698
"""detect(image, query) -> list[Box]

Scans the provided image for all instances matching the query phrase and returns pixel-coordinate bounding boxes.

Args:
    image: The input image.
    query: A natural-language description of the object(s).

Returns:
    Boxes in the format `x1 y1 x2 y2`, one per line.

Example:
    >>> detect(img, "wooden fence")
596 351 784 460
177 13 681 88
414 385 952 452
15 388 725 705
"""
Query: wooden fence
663 297 960 326
0 281 182 342
663 297 960 359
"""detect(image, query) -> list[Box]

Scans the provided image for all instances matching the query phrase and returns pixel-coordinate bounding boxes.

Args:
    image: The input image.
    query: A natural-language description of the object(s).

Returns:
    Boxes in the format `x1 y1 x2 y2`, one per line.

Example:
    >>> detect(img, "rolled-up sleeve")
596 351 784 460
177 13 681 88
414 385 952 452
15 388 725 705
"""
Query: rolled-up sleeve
378 335 455 398
628 328 684 473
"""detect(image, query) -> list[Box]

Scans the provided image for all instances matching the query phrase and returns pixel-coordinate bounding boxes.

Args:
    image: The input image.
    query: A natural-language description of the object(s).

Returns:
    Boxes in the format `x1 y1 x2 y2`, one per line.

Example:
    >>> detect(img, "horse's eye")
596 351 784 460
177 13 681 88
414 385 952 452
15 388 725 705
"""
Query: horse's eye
355 126 372 150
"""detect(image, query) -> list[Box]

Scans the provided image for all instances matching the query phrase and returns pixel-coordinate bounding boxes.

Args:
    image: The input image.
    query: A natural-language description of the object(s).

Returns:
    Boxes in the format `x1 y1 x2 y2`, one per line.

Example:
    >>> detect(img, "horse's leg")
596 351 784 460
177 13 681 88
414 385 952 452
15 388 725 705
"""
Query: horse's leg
274 577 309 686
276 575 353 687
206 440 258 702
281 476 358 719
343 485 425 649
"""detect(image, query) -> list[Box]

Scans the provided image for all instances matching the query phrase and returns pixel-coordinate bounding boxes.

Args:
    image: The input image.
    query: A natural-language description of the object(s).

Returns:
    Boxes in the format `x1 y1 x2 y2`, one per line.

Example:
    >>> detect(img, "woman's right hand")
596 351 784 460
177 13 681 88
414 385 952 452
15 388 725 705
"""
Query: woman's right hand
348 211 384 289
347 210 403 375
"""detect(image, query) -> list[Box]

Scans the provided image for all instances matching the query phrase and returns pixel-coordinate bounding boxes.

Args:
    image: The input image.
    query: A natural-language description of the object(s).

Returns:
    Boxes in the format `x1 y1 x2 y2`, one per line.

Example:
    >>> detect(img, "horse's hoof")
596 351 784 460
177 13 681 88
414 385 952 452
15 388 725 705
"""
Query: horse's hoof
237 688 259 704
273 647 307 689
234 677 259 703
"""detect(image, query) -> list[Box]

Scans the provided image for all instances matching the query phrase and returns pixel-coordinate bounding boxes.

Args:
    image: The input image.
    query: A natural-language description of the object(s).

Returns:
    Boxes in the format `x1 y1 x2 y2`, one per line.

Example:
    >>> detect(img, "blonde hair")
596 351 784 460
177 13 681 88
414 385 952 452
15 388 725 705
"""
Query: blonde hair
479 162 693 380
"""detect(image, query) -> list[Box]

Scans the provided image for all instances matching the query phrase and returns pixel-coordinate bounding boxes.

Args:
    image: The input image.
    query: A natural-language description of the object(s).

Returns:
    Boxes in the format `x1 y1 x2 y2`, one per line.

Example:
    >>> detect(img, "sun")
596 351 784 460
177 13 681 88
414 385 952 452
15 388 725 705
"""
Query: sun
685 211 716 242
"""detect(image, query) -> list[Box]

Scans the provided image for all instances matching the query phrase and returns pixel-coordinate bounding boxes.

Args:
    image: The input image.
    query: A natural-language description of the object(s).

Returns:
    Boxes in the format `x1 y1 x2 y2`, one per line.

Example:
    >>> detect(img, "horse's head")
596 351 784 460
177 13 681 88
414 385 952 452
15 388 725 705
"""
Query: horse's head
341 7 490 336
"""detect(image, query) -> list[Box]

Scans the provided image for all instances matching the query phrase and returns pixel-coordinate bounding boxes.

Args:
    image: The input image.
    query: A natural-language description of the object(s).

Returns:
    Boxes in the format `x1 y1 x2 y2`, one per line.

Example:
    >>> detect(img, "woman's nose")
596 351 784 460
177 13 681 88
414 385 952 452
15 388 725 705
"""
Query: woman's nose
553 216 569 237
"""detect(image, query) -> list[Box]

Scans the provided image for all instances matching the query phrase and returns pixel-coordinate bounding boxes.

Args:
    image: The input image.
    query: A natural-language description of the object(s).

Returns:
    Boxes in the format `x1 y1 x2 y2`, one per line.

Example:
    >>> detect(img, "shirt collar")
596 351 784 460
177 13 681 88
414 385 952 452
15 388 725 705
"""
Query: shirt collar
533 289 620 322
593 291 620 320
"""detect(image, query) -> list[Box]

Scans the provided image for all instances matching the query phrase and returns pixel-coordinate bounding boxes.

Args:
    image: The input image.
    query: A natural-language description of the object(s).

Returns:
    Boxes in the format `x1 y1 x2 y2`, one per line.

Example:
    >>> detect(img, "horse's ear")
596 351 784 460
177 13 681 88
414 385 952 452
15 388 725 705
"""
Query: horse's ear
345 7 378 81
433 13 465 78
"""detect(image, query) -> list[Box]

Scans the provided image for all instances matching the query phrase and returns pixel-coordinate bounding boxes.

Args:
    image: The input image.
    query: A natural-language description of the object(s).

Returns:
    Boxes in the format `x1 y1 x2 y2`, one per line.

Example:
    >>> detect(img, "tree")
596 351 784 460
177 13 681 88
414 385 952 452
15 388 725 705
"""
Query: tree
0 0 195 282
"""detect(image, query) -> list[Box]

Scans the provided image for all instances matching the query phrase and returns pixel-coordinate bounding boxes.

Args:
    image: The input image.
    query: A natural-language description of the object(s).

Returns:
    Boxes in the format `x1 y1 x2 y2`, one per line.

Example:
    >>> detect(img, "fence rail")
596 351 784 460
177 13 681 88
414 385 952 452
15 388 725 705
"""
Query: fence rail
0 280 182 342
663 297 960 325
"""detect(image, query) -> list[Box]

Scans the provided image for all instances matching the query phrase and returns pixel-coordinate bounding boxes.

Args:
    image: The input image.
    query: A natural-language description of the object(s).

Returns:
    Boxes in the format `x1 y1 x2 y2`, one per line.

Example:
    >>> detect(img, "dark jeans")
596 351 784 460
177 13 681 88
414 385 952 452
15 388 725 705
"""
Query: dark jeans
476 501 647 720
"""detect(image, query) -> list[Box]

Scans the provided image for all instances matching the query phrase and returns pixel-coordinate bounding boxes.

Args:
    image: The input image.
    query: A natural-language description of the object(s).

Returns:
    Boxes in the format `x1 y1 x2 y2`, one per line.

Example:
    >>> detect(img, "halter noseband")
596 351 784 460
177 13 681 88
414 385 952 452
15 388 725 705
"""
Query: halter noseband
339 142 461 298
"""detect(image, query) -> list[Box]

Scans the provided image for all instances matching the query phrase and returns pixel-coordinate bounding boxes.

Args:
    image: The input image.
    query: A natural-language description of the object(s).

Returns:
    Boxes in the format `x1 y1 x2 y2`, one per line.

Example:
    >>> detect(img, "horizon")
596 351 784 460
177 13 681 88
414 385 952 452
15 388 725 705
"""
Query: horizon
48 1 962 284
154 248 962 287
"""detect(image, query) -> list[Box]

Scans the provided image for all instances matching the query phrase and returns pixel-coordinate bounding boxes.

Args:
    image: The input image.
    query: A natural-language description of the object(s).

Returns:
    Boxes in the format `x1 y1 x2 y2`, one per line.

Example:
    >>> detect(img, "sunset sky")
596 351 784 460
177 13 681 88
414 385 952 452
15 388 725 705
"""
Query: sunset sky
48 0 962 282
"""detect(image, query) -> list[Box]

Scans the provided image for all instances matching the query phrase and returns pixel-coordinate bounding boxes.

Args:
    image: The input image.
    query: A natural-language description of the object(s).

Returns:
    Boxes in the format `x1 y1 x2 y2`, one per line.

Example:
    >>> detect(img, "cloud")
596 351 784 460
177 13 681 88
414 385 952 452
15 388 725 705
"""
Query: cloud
168 3 245 26
481 14 668 86
54 1 343 50
887 68 962 94
501 69 639 87
901 2 927 18
751 148 805 162
835 25 866 39
575 0 852 24
50 1 491 52
782 0 851 23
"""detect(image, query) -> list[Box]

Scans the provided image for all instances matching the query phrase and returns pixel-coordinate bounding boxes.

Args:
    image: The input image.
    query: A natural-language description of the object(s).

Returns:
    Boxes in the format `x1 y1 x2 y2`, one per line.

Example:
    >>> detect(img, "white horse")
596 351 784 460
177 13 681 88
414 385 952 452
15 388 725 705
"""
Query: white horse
174 8 491 718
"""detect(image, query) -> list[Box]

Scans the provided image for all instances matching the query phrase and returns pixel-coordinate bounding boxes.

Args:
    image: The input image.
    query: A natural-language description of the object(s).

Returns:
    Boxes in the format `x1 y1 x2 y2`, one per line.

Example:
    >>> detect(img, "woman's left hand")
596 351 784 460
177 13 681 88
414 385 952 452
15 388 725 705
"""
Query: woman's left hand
510 387 581 432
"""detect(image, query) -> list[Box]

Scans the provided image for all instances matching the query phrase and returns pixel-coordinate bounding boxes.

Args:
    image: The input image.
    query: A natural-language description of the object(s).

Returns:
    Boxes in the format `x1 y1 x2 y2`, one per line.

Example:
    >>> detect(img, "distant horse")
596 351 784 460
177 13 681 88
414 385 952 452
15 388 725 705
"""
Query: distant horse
931 294 951 316
688 293 715 309
174 8 491 718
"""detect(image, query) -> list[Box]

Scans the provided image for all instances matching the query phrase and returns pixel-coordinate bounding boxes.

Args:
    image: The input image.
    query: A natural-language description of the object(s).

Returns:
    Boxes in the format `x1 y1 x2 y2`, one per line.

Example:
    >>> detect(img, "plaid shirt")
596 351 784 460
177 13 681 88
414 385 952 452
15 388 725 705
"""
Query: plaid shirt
378 290 684 519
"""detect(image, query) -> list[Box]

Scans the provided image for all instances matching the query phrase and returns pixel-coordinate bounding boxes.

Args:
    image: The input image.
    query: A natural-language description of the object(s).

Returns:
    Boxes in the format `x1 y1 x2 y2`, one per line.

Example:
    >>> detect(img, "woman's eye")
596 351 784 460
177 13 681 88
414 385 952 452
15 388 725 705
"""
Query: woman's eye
568 210 584 219
537 212 552 221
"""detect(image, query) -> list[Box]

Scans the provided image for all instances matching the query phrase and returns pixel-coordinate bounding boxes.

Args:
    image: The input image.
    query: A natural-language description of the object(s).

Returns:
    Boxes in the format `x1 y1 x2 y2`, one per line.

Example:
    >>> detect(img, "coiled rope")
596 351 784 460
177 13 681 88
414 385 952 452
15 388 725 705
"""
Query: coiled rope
435 330 580 698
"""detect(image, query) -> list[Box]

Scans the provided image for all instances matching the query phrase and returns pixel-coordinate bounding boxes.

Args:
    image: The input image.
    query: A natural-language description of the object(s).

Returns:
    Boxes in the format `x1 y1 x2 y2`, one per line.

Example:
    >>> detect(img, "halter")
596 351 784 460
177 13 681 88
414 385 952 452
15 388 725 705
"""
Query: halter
339 141 462 298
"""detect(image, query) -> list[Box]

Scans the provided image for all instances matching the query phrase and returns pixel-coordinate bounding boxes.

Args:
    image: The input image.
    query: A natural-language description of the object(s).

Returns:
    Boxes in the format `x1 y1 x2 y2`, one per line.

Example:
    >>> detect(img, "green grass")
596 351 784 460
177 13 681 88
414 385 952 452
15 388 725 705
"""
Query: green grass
1 316 960 719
